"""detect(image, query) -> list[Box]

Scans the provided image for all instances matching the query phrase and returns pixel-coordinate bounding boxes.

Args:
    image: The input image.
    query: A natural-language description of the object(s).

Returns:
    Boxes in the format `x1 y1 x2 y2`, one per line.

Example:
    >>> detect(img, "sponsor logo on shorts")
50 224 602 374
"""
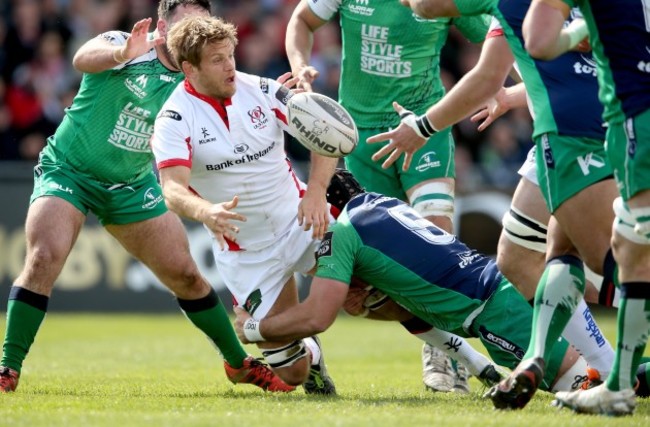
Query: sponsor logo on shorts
478 325 525 359
541 134 555 169
573 55 597 77
316 232 333 259
626 118 637 158
414 151 441 172
576 152 606 175
142 187 163 210
244 289 262 315
48 182 73 194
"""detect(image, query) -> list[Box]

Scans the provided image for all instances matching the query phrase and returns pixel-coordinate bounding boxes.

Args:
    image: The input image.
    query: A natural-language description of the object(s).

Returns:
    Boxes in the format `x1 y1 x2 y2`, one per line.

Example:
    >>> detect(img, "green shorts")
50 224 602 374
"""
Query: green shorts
535 133 612 212
471 279 569 392
605 109 650 201
345 127 455 200
31 154 167 226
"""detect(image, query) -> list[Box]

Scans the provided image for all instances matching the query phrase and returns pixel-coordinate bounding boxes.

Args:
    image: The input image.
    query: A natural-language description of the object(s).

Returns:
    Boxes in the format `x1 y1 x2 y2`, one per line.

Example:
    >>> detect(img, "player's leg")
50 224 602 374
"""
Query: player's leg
1 158 88 393
556 117 650 415
103 178 291 392
497 176 549 301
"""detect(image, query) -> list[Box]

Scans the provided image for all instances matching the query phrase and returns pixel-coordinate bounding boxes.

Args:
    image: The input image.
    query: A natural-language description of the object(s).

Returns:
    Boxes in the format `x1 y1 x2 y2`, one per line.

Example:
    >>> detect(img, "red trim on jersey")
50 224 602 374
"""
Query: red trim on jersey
156 136 193 170
184 80 232 130
157 158 191 169
272 107 287 125
330 205 341 219
486 28 504 39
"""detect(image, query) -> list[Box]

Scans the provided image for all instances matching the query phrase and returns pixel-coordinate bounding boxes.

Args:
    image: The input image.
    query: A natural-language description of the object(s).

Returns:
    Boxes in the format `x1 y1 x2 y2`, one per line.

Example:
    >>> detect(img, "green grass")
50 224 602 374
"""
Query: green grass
0 312 648 427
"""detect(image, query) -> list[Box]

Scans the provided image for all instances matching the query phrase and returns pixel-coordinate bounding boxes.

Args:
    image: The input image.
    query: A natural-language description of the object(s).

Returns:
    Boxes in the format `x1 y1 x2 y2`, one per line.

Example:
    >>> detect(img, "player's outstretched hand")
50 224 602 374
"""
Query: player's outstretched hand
233 306 252 343
120 18 165 62
367 102 427 171
298 189 330 240
293 65 319 92
276 72 303 94
470 87 509 132
205 196 247 250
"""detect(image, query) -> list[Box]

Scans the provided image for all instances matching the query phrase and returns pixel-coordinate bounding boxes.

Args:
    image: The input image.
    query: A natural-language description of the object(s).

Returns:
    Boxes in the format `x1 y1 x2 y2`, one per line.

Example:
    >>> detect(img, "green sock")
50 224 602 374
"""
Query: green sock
177 289 248 368
1 286 49 373
605 282 650 391
525 256 585 362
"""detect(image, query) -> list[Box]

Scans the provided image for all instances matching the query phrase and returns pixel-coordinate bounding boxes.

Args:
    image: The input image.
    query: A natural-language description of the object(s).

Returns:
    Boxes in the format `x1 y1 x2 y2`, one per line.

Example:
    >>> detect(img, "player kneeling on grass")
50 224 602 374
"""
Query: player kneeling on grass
234 169 594 395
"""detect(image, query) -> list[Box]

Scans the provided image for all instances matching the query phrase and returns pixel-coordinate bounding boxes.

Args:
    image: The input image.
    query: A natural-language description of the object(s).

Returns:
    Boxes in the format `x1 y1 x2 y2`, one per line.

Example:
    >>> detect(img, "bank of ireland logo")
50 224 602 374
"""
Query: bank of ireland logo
142 187 163 210
234 143 249 154
415 151 441 172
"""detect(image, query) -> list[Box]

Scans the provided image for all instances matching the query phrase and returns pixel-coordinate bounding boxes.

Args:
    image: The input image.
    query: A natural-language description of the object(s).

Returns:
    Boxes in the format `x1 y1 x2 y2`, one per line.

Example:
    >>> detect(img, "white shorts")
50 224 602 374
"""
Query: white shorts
517 146 538 186
212 221 320 318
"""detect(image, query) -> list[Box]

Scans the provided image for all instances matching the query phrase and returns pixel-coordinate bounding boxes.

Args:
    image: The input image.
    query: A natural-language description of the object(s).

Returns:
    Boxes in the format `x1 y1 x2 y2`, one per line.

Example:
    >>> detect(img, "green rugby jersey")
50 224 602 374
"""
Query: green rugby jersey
42 31 182 184
308 0 488 129
315 192 503 335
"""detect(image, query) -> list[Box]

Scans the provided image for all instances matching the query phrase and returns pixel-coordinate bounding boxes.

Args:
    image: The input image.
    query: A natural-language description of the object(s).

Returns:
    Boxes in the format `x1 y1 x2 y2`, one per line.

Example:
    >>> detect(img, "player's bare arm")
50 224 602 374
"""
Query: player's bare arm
73 18 165 74
285 0 328 91
299 155 338 240
471 82 527 132
234 277 349 344
158 166 246 249
523 1 583 60
367 35 514 170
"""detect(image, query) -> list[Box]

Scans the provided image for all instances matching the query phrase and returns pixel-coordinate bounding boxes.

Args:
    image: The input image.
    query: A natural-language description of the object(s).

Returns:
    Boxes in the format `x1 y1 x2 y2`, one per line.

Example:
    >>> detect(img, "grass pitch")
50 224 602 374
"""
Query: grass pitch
0 311 648 427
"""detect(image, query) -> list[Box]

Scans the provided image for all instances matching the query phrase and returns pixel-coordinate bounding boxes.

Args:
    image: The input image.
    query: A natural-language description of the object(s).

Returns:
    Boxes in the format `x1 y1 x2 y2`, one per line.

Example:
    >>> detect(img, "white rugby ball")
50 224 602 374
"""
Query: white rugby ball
287 92 358 158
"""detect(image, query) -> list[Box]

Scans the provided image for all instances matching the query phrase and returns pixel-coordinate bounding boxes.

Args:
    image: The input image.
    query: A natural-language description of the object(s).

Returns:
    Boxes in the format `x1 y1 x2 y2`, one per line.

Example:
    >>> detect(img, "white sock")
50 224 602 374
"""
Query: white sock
303 337 321 366
551 355 588 392
561 299 614 377
415 328 492 376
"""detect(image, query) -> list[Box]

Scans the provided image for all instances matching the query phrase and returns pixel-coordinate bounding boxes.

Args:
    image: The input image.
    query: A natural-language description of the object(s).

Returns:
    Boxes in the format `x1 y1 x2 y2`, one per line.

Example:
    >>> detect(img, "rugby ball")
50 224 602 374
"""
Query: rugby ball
287 92 358 158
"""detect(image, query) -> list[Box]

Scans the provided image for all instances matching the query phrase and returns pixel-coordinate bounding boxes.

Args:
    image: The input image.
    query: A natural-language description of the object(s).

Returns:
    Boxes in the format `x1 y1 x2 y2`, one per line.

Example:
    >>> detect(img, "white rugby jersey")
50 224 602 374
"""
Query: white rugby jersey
151 71 305 251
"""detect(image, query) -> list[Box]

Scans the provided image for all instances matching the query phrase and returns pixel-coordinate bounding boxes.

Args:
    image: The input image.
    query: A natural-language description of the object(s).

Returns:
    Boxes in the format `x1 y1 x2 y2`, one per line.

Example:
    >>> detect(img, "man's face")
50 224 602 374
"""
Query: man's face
189 40 237 100
159 4 210 68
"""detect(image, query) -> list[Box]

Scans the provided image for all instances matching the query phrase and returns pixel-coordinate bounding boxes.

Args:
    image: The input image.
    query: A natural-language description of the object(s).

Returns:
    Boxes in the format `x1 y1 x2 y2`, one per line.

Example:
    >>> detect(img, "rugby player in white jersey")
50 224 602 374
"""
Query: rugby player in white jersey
151 15 338 394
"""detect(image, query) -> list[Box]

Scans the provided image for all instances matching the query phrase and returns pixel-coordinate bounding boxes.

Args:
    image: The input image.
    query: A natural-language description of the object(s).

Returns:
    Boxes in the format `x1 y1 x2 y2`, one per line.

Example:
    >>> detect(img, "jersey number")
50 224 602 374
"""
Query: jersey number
387 204 455 245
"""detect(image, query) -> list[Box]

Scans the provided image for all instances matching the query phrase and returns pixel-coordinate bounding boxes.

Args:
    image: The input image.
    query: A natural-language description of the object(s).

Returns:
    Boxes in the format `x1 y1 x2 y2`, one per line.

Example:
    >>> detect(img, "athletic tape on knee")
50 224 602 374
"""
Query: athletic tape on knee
613 197 650 244
409 182 455 220
501 207 547 253
261 340 308 368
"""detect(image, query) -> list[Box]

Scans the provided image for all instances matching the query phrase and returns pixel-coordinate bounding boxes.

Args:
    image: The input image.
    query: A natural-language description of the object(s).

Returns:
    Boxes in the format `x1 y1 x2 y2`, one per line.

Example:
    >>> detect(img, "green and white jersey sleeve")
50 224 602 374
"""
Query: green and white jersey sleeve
42 31 183 184
306 0 487 128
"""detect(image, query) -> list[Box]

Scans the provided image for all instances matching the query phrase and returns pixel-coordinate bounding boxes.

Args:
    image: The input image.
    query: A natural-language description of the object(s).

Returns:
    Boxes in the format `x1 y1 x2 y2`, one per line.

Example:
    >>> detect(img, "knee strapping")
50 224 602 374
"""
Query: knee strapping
261 340 308 368
613 197 650 244
501 207 547 253
409 182 455 220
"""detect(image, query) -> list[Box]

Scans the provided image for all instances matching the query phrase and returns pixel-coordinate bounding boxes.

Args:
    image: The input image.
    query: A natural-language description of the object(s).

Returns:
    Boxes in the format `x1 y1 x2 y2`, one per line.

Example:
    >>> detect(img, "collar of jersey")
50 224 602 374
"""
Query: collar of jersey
184 80 231 127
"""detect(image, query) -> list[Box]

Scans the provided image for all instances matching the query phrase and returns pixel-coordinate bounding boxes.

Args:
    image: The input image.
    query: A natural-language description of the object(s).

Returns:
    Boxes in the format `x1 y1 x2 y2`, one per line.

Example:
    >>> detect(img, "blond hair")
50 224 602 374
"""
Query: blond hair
167 15 238 69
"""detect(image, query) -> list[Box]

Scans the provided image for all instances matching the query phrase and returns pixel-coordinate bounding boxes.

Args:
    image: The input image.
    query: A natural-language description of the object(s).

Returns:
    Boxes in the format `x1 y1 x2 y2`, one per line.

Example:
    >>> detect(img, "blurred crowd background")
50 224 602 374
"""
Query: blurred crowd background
0 0 533 194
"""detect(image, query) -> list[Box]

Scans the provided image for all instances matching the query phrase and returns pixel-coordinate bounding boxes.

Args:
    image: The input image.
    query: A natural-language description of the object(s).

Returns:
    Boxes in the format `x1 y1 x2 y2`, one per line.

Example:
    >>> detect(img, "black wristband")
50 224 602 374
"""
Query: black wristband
415 114 437 138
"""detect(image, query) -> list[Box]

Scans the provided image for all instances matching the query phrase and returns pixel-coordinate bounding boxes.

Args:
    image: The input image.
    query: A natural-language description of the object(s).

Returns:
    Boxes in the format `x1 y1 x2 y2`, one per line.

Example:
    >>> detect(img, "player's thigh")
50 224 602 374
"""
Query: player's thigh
345 128 406 199
535 133 612 213
106 210 200 286
552 177 617 273
606 109 650 201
